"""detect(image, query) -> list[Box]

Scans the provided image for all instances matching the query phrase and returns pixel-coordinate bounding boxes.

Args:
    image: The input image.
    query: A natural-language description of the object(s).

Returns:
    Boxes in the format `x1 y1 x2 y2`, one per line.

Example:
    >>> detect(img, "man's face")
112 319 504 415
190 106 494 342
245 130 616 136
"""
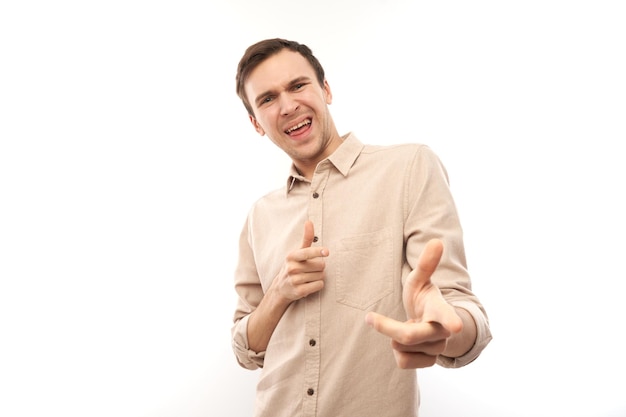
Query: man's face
244 49 340 176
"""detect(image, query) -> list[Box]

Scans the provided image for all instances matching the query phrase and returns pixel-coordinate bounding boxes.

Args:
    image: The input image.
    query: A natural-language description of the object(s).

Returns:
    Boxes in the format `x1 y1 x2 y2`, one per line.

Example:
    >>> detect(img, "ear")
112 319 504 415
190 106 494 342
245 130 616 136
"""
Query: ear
323 80 333 105
249 114 266 136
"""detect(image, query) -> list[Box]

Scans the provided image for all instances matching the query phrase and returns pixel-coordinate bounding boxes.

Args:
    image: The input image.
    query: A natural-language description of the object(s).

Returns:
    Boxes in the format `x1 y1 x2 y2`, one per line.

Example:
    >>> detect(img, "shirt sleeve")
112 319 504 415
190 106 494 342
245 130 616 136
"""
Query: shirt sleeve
403 145 492 368
231 216 266 370
437 302 493 368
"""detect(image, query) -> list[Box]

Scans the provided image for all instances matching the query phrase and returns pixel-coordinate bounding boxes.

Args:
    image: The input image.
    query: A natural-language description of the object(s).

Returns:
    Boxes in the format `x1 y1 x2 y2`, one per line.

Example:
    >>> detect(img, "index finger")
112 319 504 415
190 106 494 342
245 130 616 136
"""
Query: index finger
288 246 329 262
365 312 449 345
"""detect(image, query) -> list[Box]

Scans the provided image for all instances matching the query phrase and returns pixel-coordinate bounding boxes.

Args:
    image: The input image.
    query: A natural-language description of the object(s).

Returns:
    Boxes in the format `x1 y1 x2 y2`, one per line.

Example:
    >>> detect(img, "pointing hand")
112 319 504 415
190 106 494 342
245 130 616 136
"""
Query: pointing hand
275 220 329 301
365 239 463 368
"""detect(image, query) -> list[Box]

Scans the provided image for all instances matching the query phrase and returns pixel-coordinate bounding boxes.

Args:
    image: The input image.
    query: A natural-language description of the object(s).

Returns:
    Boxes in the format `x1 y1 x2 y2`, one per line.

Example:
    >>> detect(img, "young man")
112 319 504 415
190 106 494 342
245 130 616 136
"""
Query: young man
231 38 492 417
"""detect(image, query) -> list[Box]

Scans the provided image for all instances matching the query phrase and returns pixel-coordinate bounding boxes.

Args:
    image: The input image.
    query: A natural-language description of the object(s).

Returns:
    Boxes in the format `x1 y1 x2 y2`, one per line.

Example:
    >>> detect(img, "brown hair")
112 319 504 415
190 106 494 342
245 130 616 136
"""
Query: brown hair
235 38 326 116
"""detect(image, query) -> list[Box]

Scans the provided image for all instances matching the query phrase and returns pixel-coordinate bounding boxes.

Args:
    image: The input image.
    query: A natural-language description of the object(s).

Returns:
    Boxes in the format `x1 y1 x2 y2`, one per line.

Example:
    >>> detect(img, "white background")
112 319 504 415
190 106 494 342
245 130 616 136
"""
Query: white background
1 1 625 416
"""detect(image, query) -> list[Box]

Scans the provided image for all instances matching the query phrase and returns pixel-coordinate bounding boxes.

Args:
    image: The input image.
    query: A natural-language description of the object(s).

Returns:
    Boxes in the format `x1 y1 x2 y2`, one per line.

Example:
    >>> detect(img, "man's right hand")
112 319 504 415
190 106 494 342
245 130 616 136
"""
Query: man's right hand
274 220 329 301
246 220 329 352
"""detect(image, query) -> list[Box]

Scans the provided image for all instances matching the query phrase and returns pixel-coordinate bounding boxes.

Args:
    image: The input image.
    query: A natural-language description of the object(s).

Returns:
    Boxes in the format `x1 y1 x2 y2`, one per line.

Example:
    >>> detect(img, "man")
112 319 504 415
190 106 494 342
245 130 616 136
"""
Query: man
231 38 492 417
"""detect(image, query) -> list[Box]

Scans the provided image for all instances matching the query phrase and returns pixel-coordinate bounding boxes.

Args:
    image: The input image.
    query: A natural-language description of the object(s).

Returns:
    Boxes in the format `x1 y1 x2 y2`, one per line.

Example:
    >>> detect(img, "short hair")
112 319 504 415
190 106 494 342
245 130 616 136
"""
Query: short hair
235 38 326 116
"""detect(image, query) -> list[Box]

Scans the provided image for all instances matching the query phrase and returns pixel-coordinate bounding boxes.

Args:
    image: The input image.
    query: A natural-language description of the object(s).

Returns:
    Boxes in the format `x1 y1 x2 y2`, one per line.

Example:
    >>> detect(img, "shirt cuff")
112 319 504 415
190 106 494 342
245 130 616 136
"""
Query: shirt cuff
436 301 492 368
231 314 266 370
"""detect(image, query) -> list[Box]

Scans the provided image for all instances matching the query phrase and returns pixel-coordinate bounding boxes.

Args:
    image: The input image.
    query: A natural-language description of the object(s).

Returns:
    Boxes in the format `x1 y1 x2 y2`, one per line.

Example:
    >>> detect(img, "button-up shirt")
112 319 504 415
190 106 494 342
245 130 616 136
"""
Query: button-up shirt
231 133 492 417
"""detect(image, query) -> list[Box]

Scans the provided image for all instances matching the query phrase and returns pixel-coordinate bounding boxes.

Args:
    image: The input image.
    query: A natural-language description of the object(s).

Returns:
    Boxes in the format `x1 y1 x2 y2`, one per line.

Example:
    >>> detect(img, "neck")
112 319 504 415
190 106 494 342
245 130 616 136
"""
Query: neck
297 131 343 180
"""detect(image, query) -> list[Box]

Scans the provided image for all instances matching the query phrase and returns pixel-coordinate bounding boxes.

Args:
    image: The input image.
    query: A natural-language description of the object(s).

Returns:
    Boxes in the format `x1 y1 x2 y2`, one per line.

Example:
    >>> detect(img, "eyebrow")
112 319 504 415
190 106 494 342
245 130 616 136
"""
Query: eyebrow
254 76 313 107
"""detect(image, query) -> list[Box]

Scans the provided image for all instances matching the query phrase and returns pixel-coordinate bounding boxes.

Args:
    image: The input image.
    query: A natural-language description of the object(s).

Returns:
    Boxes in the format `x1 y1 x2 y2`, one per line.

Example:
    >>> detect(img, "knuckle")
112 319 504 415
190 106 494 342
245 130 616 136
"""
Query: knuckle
286 262 303 276
396 329 414 346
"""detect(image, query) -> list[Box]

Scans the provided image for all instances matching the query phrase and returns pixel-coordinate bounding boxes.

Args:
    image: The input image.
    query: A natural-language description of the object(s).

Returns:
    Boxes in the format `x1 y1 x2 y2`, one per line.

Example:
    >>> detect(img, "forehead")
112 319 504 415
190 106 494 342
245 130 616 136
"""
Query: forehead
244 50 316 100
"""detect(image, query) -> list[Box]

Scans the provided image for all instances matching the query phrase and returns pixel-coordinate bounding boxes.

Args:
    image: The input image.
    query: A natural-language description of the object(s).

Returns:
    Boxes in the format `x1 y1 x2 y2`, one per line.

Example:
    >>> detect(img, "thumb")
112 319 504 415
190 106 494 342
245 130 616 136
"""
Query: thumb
406 239 443 292
301 220 315 249
417 238 444 278
404 239 444 315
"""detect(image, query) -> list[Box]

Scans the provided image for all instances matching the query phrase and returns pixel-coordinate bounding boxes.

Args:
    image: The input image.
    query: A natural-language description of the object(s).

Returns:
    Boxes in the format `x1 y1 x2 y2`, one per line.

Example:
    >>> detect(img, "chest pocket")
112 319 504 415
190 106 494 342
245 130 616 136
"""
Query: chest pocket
335 227 395 310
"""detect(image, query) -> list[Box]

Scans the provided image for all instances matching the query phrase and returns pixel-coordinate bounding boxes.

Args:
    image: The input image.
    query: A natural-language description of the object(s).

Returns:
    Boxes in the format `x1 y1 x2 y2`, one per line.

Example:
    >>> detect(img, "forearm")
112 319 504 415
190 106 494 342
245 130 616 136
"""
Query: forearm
247 285 292 353
443 307 477 358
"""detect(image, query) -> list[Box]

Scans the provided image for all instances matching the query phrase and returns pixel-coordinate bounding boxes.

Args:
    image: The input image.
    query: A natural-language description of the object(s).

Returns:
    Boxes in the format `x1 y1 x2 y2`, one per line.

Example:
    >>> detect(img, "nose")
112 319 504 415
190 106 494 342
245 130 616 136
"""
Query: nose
279 93 299 115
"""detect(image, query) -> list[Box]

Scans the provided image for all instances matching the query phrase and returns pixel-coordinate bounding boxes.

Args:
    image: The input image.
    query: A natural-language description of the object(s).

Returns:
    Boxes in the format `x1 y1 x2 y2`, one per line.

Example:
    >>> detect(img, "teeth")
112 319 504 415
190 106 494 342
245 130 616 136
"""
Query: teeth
286 119 311 133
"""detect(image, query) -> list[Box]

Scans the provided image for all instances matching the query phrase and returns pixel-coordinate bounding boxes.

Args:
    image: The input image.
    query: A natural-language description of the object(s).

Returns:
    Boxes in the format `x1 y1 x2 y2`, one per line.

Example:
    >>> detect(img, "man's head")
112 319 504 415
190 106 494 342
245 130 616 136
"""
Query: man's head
236 38 326 117
235 38 341 179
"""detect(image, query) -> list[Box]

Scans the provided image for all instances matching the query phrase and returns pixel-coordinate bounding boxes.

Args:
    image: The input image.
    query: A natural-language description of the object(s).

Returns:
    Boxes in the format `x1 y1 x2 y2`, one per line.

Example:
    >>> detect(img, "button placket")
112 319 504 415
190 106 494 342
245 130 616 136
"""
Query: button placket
302 163 329 417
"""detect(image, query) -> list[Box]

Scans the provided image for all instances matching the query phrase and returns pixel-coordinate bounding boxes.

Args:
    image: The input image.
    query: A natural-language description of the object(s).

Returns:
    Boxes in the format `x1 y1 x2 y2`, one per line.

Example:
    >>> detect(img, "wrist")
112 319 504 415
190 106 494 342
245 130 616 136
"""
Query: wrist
443 307 476 358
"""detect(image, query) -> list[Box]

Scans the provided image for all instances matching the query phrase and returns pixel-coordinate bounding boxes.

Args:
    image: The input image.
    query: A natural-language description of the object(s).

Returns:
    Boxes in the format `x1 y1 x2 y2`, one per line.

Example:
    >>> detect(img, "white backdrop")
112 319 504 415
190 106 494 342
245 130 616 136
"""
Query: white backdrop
1 1 625 416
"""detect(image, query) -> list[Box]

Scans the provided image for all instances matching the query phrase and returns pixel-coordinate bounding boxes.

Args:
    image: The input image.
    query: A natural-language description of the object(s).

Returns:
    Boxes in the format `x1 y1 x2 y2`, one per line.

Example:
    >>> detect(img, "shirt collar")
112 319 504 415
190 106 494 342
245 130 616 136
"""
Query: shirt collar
286 132 364 193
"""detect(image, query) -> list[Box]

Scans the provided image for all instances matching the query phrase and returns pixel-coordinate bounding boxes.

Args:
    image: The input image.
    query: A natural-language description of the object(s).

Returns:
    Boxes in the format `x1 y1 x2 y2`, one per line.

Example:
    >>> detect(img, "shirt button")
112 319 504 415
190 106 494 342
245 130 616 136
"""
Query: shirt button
307 388 315 396
312 236 318 243
312 192 319 198
309 339 316 346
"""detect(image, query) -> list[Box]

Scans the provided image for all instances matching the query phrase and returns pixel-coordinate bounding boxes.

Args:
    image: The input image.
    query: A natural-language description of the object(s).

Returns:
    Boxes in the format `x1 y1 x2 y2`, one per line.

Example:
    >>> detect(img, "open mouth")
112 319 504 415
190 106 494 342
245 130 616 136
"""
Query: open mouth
285 118 311 134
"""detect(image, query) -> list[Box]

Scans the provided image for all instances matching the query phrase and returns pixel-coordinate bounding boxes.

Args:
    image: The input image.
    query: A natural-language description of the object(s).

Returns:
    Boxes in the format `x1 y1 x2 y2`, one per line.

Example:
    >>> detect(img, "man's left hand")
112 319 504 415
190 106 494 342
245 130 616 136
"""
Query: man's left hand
365 239 463 369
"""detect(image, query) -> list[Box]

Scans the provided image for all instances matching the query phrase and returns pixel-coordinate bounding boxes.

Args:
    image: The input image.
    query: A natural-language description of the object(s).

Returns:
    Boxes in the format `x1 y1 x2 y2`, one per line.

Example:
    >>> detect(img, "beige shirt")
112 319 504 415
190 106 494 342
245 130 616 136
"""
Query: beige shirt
232 133 492 417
